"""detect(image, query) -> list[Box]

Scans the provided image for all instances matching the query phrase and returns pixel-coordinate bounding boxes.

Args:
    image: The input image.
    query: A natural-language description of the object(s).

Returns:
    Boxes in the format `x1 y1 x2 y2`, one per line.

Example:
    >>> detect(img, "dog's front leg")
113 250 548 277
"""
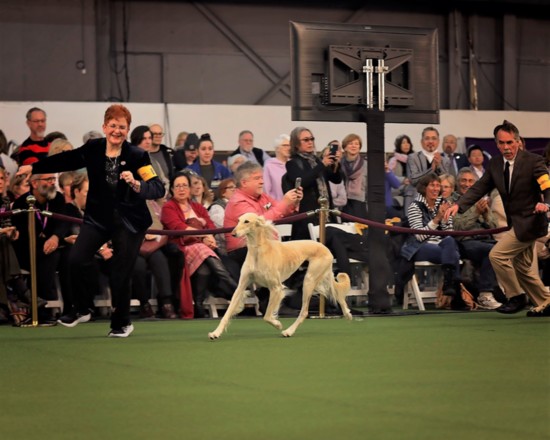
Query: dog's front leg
208 275 250 340
263 285 285 330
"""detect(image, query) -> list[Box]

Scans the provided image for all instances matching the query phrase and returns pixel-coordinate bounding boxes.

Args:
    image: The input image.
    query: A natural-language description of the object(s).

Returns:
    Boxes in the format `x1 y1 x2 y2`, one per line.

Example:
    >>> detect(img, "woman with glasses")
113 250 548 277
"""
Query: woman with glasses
285 127 343 240
17 104 166 337
263 134 291 201
161 172 237 318
208 177 237 255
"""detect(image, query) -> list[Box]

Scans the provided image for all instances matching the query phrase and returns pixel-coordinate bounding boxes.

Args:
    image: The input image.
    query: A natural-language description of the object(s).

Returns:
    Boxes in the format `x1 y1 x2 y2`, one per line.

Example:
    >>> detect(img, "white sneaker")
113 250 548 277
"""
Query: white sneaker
478 292 502 310
108 324 134 338
57 312 91 328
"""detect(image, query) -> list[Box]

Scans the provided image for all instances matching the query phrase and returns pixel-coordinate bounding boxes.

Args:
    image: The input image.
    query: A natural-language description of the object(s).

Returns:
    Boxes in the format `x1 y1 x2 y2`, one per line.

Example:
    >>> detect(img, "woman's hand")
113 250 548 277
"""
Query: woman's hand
43 235 59 255
202 235 217 249
64 234 78 245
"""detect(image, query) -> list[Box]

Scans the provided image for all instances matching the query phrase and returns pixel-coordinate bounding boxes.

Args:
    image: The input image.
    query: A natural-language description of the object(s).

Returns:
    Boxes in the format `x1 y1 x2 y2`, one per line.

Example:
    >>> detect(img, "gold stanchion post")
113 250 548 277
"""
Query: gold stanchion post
317 196 329 318
26 195 39 327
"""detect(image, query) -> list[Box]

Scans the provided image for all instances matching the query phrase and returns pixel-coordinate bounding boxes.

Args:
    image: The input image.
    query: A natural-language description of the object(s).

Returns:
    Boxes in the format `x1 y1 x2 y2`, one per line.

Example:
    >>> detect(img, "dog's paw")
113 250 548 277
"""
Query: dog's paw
208 332 220 340
344 311 353 321
281 330 292 337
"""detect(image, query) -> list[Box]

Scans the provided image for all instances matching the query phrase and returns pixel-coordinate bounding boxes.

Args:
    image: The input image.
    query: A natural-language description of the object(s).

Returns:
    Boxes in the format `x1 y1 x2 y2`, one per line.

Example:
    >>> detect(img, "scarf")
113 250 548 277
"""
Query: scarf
342 155 365 199
297 152 329 199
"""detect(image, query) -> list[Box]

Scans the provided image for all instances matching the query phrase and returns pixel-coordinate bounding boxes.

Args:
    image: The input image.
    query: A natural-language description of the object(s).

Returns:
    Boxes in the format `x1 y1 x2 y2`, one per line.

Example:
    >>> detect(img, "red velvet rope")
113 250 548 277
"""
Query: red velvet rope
2 207 510 238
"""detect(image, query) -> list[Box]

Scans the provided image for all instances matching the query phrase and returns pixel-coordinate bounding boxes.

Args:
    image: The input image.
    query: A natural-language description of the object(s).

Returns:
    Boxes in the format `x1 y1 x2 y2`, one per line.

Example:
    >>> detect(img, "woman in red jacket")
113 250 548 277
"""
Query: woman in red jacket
161 171 237 318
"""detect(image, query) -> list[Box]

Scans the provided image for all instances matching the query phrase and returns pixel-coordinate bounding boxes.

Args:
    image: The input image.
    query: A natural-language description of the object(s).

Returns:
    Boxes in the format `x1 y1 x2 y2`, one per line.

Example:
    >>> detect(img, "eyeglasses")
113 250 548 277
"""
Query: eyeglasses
174 184 190 190
106 123 128 131
300 137 315 143
152 132 164 136
29 119 46 124
36 177 56 183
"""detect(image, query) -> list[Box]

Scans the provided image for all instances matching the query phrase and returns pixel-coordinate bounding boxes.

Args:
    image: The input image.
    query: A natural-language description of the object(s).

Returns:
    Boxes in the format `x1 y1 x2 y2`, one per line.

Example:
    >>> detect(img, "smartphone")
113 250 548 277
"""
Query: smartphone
295 177 302 189
329 143 339 156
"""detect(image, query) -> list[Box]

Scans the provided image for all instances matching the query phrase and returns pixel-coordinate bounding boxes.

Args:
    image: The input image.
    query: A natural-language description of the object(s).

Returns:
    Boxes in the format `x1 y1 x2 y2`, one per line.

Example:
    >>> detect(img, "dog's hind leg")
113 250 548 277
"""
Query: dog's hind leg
208 275 250 340
263 284 285 330
333 273 352 320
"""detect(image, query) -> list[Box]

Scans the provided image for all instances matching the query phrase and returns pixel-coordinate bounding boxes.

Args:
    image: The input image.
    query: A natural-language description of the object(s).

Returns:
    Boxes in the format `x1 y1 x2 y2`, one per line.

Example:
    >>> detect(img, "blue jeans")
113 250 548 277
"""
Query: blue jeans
414 236 461 275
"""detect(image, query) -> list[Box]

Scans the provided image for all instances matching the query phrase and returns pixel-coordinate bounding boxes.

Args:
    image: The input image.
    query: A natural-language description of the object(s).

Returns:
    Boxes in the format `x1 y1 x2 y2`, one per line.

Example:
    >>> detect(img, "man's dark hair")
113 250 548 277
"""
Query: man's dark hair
493 120 520 140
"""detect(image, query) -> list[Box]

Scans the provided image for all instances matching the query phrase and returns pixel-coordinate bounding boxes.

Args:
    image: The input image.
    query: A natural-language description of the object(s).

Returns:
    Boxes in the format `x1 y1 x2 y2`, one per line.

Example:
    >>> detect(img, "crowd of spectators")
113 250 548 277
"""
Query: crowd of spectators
1 107 549 327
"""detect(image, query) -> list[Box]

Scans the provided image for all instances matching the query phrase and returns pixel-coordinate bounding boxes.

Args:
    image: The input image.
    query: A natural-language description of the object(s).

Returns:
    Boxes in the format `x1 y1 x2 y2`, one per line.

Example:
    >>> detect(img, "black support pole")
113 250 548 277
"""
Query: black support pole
360 109 392 313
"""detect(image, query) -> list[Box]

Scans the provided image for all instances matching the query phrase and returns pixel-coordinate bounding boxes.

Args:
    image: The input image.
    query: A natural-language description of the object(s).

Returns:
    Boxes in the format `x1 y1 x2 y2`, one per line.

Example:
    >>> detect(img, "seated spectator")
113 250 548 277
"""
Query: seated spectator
263 134 291 201
191 174 214 209
0 167 21 323
174 131 188 150
227 154 247 174
48 138 73 157
44 131 67 144
59 173 110 319
7 172 30 203
186 133 231 192
385 160 402 219
58 171 77 203
11 173 70 322
161 172 237 318
400 173 462 303
0 130 18 178
228 130 271 166
439 173 459 203
173 132 198 171
132 196 184 320
208 178 237 255
82 130 103 144
453 168 502 309
223 161 302 312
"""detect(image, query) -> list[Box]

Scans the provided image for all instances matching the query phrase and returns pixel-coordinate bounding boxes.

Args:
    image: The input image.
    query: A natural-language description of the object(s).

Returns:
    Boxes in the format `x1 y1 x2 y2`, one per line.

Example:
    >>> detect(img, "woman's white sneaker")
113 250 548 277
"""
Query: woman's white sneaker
478 292 502 310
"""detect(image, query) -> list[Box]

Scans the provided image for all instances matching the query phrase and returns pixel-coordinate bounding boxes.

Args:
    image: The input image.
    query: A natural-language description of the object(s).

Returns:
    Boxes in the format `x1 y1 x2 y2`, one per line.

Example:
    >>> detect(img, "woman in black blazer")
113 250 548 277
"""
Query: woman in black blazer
18 104 165 337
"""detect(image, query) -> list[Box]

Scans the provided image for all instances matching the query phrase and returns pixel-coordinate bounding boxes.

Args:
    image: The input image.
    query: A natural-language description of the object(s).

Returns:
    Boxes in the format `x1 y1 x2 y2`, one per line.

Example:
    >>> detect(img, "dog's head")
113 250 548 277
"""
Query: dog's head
231 212 267 238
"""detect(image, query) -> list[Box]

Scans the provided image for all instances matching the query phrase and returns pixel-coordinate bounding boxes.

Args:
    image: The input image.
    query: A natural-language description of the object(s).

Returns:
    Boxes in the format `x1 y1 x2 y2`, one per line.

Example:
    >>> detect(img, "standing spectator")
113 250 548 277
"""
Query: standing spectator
186 133 231 191
340 133 368 219
173 132 199 171
447 120 550 317
285 126 343 240
405 127 446 212
227 154 247 174
17 104 166 336
228 130 271 166
263 134 291 201
14 107 50 166
320 143 347 211
174 131 188 150
388 134 414 212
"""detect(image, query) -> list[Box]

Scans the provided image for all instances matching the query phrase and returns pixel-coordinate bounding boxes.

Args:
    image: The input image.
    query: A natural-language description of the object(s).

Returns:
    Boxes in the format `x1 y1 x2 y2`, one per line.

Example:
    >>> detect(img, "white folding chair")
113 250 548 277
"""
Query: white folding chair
402 261 441 311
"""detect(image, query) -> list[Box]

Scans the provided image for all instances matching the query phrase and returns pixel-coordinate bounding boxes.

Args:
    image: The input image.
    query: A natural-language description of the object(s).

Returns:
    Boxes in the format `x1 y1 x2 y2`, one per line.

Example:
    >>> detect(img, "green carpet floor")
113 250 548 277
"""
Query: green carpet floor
1 312 549 440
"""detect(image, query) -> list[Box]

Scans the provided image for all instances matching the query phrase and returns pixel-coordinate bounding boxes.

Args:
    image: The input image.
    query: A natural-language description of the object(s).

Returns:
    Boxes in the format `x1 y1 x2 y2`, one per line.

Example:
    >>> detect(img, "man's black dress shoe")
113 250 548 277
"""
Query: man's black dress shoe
495 293 527 314
526 305 550 317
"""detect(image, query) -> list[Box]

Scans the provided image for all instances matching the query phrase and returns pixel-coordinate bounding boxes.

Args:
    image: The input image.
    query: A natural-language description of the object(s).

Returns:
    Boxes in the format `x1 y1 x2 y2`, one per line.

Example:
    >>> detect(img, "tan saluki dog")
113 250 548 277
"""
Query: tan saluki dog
208 213 352 340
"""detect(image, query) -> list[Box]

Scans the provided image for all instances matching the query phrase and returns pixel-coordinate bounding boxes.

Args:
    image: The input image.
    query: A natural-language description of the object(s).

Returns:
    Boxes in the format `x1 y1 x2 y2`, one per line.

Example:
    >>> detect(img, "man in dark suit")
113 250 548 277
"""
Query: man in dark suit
446 120 550 317
441 134 469 176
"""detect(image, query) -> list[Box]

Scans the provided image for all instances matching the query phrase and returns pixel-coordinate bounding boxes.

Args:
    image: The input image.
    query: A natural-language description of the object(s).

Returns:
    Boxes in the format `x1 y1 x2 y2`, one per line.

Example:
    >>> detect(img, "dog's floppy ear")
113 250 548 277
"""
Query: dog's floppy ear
255 215 266 227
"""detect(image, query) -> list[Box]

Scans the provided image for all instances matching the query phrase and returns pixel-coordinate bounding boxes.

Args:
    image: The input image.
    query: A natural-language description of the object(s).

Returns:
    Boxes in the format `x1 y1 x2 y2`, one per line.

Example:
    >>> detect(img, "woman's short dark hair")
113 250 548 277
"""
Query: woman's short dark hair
394 134 414 154
168 171 192 197
130 125 151 146
415 173 440 196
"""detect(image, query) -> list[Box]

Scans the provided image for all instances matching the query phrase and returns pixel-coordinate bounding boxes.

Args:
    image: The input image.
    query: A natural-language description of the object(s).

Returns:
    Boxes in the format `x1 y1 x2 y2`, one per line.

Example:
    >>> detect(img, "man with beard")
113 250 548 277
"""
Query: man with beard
14 108 51 166
11 173 69 318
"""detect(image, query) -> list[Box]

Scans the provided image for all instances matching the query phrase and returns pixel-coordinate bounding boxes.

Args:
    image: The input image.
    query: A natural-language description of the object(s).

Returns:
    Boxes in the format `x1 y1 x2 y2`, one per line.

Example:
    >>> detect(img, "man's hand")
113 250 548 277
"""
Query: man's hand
444 204 459 221
16 165 33 176
283 187 303 206
43 235 59 255
475 198 489 215
431 152 442 169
